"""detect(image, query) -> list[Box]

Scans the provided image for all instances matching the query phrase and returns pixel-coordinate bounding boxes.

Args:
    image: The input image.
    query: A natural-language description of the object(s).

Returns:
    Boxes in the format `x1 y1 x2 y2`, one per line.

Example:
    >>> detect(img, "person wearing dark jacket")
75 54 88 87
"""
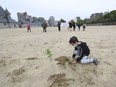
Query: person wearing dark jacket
69 36 98 65
82 24 86 31
57 22 61 31
42 21 47 32
68 21 72 31
72 21 76 31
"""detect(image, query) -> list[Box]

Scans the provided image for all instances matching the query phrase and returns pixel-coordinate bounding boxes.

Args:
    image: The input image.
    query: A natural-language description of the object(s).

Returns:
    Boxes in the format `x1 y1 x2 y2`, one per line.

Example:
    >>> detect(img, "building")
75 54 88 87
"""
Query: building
17 12 30 24
0 6 17 28
17 12 45 26
90 13 103 21
48 16 55 26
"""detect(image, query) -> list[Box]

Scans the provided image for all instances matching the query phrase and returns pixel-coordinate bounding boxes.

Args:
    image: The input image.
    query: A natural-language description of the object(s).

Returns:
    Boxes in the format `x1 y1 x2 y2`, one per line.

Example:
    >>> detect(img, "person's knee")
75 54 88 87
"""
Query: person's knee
80 56 88 63
80 59 85 63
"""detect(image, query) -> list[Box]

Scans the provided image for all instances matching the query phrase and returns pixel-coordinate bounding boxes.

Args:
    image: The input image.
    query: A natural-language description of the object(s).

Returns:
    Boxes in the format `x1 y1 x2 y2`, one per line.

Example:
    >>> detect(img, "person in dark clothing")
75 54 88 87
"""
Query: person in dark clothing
19 24 22 28
68 21 72 31
57 22 61 31
77 23 81 31
69 36 98 65
72 21 76 31
82 24 86 31
42 21 47 32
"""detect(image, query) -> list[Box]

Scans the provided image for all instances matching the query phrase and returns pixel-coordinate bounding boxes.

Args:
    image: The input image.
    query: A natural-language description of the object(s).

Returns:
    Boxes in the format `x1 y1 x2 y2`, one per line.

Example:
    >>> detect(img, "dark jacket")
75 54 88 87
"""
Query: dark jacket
42 22 47 28
72 41 90 62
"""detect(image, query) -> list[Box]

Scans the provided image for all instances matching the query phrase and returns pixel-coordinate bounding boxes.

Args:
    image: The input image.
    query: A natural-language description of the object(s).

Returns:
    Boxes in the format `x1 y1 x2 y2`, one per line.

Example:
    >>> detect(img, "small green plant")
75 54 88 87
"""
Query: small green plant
65 57 71 64
45 49 53 60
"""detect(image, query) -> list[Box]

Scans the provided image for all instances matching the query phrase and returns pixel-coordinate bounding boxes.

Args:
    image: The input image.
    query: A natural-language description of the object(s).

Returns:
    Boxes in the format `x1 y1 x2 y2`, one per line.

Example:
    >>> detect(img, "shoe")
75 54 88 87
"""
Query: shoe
93 58 98 65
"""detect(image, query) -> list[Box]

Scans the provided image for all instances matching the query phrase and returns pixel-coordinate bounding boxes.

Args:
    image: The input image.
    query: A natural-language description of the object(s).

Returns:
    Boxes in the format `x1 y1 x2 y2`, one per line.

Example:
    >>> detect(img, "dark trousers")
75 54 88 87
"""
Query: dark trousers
58 26 61 31
73 26 76 31
43 27 47 32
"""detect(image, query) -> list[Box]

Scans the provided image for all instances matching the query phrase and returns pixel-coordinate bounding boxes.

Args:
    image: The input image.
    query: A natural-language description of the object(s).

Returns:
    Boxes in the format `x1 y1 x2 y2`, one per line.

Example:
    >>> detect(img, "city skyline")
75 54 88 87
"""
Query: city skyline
1 0 116 21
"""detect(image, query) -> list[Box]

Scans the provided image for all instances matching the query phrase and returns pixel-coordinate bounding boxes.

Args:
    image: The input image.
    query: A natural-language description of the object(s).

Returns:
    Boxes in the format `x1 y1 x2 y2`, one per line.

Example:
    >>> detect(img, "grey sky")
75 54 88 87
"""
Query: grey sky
1 0 116 21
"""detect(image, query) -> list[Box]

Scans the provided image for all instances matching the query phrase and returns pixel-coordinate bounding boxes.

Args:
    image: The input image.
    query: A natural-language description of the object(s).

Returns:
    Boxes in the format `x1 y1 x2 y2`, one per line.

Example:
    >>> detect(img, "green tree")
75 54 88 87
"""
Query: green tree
60 19 66 23
110 10 116 22
76 16 84 25
103 10 116 23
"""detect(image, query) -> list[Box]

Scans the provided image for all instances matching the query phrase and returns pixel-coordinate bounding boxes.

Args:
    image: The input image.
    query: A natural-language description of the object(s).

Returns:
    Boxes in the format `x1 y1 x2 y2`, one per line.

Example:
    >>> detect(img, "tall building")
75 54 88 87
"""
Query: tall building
17 12 45 26
90 13 103 21
48 16 55 26
0 6 17 28
17 12 30 24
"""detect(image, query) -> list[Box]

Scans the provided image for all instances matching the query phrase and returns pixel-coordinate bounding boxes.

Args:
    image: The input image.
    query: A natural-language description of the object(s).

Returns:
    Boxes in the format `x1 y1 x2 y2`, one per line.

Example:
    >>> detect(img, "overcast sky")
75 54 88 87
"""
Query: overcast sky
0 0 116 21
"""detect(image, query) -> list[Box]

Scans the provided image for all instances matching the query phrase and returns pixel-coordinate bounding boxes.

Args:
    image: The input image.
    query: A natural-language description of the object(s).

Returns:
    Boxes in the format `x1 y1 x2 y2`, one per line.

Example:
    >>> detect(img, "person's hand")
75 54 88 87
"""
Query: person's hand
71 60 77 64
71 59 77 64
71 58 75 62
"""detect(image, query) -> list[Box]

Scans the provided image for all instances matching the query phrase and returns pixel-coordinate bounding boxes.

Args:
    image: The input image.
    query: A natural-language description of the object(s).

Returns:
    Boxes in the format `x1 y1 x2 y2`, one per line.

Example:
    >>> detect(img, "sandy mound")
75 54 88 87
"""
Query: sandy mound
55 56 71 66
48 73 74 87
7 67 26 83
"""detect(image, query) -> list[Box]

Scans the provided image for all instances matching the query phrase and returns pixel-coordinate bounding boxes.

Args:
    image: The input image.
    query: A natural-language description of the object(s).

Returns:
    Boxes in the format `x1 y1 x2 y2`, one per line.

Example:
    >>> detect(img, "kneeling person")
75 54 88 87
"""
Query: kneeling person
69 36 98 65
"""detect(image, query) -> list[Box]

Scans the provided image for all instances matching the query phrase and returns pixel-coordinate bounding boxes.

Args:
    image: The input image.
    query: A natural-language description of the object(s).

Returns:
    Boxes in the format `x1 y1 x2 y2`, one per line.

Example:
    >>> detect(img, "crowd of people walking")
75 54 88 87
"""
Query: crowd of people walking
24 20 86 32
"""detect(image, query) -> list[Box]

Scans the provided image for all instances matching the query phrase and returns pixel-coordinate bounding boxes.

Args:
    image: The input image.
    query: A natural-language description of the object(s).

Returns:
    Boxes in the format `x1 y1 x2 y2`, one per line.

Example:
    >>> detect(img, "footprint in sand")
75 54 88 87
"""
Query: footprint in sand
104 61 112 66
0 60 6 67
7 67 26 83
26 57 38 60
48 73 74 87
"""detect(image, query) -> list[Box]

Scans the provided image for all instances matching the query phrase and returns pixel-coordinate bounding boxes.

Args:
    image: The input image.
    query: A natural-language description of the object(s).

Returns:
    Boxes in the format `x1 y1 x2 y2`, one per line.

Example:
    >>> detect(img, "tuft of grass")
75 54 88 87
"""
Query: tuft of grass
45 49 53 60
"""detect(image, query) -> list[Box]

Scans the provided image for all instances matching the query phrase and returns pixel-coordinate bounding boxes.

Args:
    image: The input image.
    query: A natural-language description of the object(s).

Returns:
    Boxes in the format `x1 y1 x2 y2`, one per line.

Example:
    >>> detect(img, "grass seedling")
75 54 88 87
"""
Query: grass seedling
45 49 53 60
45 49 55 74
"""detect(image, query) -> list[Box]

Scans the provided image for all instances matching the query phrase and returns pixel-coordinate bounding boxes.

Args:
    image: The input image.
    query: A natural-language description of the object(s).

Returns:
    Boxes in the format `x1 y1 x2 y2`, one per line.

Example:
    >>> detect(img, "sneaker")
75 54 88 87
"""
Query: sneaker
93 58 98 65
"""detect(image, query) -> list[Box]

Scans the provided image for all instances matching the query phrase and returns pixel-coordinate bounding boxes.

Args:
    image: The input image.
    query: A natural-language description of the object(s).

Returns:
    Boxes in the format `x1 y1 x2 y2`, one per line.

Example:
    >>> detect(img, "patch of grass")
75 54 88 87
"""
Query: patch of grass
55 56 71 66
45 49 53 60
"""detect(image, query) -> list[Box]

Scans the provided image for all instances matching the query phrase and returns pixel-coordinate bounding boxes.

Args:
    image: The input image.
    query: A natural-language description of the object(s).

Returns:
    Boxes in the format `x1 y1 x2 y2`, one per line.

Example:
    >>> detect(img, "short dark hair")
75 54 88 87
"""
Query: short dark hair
69 36 78 43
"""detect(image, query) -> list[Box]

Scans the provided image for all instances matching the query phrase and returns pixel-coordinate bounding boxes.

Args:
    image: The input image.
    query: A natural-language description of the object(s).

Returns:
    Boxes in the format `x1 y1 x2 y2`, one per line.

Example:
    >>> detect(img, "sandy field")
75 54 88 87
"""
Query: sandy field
0 26 116 87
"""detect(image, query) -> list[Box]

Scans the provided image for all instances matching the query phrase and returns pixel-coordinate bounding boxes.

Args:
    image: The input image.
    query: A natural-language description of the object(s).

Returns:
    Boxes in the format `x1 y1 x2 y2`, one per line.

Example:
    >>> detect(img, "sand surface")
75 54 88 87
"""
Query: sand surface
0 26 116 87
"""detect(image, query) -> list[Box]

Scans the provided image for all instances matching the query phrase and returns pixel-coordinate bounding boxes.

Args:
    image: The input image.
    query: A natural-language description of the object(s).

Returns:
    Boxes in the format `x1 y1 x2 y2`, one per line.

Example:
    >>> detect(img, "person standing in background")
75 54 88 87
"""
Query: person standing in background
72 21 76 31
26 23 31 32
83 24 86 31
42 21 48 32
57 21 61 31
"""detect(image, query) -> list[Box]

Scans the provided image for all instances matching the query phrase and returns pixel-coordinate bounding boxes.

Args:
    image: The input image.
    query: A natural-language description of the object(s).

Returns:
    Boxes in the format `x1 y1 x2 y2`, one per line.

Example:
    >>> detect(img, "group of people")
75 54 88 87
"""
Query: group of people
57 21 87 32
25 21 48 32
68 21 86 31
25 21 86 32
68 21 76 31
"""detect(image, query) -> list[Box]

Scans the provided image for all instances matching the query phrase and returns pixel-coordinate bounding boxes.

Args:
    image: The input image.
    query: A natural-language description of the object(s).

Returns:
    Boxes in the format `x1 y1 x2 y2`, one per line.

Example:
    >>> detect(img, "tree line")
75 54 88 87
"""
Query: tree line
59 10 116 25
84 10 116 25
